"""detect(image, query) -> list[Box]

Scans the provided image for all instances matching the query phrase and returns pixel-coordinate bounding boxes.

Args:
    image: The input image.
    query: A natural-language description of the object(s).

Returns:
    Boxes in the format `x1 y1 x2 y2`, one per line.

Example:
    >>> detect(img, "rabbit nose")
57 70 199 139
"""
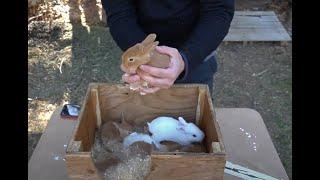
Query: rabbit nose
121 64 136 74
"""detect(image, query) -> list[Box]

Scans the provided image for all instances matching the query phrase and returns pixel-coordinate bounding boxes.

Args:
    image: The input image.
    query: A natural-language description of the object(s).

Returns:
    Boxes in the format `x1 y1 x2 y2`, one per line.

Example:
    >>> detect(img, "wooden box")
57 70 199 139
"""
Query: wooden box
65 83 226 180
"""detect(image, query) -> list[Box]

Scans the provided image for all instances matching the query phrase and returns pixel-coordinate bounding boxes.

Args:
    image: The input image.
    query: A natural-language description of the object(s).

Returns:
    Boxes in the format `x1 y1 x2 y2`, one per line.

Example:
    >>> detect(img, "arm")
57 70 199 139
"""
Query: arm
101 0 146 51
177 0 235 81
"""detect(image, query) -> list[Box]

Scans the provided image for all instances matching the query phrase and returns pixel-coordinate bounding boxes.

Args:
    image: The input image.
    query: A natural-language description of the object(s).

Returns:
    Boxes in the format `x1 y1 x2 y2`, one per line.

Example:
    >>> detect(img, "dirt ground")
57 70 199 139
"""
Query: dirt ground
28 0 292 179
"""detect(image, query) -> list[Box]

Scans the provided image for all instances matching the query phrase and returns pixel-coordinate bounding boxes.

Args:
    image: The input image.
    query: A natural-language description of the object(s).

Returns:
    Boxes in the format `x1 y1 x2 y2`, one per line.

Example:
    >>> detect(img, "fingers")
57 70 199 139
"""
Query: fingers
122 73 140 84
140 86 161 94
156 46 179 57
141 74 171 88
137 69 173 89
139 65 174 79
122 72 163 95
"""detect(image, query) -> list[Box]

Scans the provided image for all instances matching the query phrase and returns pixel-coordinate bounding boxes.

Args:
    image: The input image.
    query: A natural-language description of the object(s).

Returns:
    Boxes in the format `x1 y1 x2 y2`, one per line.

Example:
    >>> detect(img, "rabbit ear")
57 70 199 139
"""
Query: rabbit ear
136 43 143 50
143 41 159 54
141 34 157 45
178 117 188 126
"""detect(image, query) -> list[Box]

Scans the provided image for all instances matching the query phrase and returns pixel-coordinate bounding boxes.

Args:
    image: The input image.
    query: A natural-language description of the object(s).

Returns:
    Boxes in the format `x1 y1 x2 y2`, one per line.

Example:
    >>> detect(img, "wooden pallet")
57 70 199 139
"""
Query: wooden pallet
223 11 291 42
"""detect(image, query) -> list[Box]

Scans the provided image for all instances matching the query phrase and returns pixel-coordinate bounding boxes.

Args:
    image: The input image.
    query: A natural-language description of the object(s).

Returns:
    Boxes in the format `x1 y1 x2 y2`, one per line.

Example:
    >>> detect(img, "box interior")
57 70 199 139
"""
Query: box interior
67 83 225 155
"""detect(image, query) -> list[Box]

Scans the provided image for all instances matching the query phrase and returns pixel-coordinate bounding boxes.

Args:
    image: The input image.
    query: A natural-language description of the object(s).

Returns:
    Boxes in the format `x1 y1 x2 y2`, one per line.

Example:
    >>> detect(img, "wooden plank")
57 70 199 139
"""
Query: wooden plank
98 83 202 125
224 11 291 42
215 108 289 180
207 87 226 154
230 21 284 27
67 83 92 153
91 88 102 128
65 153 101 180
231 16 280 22
201 93 217 153
28 107 78 180
197 86 225 154
225 30 291 41
234 11 276 16
195 86 205 126
148 154 226 180
230 24 284 28
228 28 289 34
69 83 99 152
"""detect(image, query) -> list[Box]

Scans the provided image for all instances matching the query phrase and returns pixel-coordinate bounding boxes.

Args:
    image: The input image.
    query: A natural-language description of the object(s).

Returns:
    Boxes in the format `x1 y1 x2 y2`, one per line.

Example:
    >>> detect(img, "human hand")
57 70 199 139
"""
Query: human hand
122 73 141 85
136 46 185 94
122 73 148 94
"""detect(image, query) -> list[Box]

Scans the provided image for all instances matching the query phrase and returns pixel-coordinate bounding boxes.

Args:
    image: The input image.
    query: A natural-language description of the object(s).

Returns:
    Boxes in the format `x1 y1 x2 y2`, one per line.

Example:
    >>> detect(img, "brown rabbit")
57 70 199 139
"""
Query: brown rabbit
100 116 135 141
120 33 171 89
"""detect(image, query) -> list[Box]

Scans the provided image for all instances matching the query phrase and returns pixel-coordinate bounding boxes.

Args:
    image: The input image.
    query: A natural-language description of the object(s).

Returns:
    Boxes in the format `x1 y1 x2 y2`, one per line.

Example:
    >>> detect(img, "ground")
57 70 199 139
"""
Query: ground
28 0 292 179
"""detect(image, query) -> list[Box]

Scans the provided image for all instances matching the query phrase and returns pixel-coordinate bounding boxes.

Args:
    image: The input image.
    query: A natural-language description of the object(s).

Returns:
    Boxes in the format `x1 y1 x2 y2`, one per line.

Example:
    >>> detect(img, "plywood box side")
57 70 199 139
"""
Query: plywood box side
195 86 206 126
67 84 99 153
65 153 101 180
91 88 102 128
66 84 92 153
98 84 203 125
198 88 226 154
205 88 226 153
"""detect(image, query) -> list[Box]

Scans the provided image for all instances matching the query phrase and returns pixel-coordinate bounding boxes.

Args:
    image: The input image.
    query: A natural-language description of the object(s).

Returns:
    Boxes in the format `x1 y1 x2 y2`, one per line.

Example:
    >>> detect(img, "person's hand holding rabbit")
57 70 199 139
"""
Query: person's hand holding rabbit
122 46 185 94
121 34 185 95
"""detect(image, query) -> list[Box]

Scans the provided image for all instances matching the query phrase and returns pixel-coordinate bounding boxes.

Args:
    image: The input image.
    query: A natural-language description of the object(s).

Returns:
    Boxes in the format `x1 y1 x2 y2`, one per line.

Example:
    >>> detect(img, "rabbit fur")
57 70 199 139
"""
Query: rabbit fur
120 34 171 91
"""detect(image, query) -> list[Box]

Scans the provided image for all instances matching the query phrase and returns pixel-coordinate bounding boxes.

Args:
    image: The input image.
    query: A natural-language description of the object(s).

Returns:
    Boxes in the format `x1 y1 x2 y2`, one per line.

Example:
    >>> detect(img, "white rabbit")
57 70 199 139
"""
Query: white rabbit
147 116 205 146
122 117 205 151
122 132 167 151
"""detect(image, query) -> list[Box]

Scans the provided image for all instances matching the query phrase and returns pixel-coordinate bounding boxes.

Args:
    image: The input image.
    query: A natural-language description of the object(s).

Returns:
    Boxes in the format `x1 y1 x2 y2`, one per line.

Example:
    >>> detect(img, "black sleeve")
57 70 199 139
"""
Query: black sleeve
101 0 147 51
178 0 235 71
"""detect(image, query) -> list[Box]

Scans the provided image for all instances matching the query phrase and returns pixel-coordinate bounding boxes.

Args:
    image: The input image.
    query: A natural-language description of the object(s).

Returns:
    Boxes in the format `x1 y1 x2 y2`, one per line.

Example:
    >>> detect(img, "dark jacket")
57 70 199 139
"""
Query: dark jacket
101 0 234 81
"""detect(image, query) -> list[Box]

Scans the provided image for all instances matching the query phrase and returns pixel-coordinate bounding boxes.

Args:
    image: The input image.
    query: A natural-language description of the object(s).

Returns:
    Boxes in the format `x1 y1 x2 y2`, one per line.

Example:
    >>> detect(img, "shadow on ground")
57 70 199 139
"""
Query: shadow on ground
28 0 122 104
28 0 123 160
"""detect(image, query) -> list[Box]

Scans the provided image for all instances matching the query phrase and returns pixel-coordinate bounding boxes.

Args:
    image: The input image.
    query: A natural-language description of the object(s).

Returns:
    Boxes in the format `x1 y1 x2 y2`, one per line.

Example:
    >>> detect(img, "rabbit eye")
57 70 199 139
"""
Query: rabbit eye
129 58 134 62
192 134 196 137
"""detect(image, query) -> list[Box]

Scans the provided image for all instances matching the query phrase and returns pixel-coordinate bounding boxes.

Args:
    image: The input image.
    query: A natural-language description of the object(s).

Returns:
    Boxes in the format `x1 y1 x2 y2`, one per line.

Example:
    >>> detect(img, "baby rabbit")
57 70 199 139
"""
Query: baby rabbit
147 117 205 146
122 117 205 152
120 34 170 90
